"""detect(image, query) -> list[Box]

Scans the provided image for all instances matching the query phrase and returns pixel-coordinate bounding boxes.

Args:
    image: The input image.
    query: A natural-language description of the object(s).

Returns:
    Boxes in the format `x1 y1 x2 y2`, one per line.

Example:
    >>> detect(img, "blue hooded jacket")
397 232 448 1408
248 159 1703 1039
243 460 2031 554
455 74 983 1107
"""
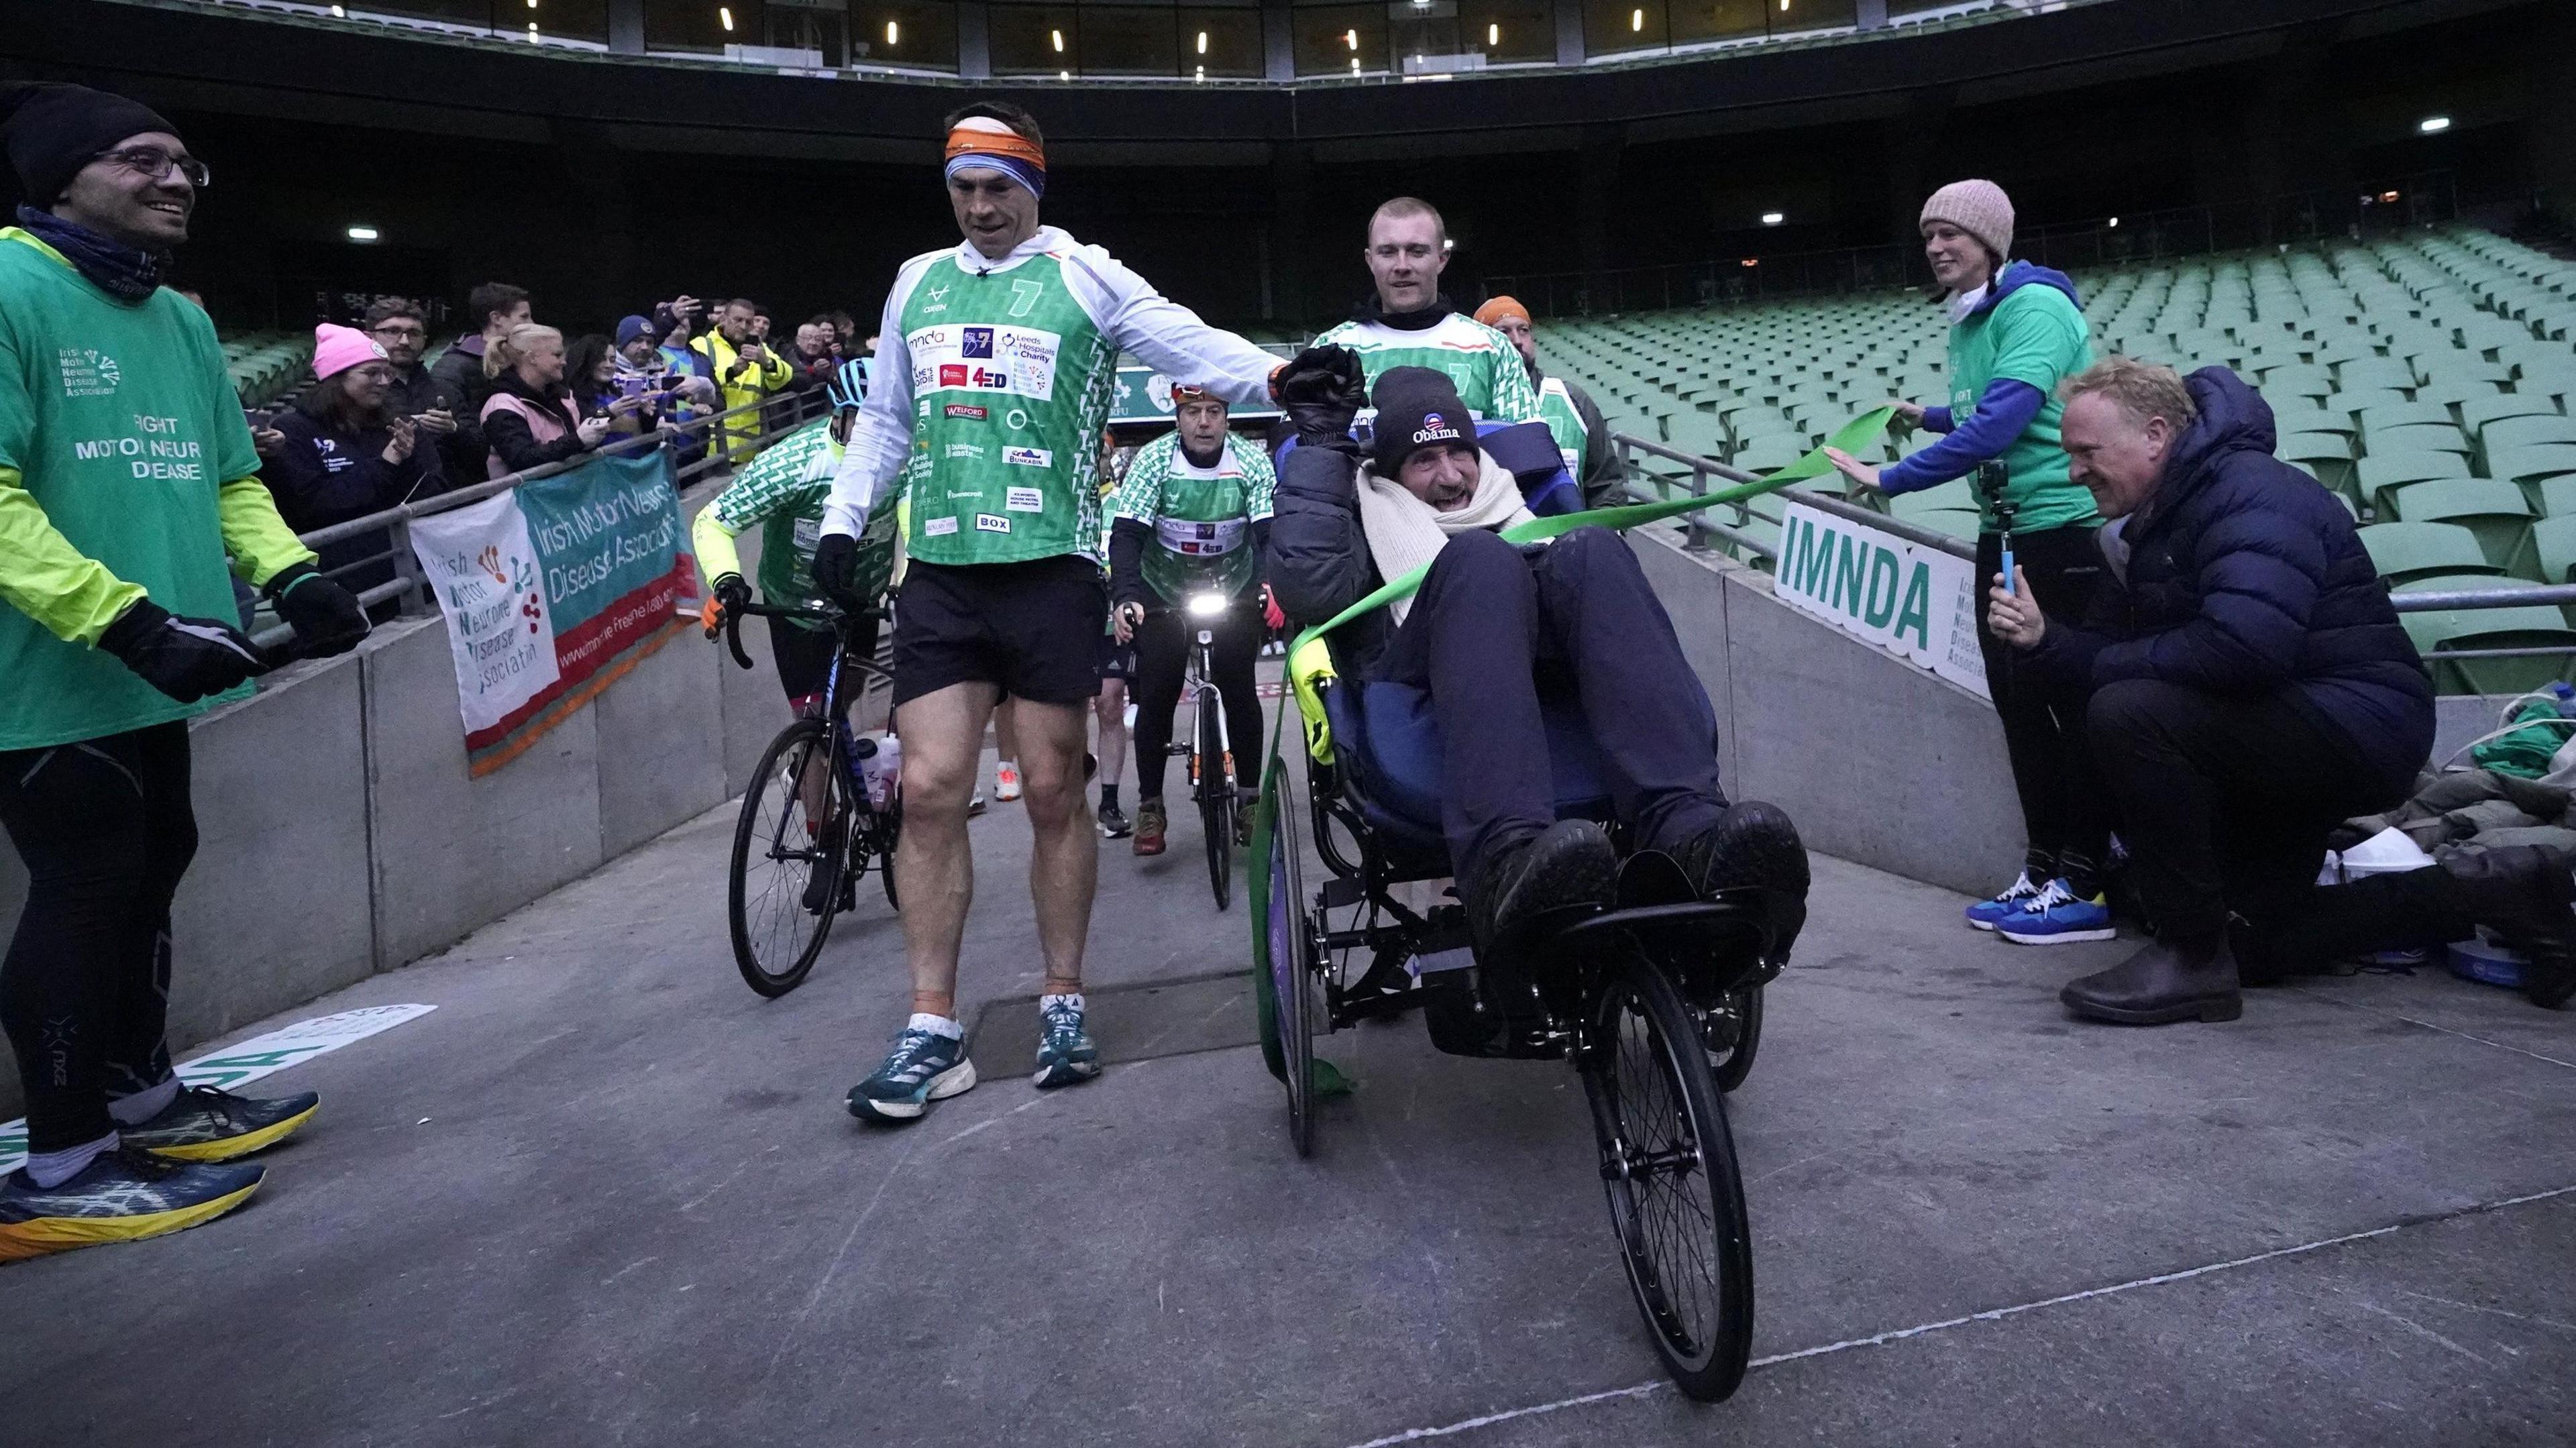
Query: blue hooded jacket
1880 260 2086 497
2030 368 2434 786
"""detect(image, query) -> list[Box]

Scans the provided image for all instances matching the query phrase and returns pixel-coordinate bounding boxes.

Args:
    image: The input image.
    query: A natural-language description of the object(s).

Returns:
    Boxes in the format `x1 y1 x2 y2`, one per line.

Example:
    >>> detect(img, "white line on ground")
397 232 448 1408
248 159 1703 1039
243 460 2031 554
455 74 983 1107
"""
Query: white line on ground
1337 1182 2576 1448
2290 987 2576 1072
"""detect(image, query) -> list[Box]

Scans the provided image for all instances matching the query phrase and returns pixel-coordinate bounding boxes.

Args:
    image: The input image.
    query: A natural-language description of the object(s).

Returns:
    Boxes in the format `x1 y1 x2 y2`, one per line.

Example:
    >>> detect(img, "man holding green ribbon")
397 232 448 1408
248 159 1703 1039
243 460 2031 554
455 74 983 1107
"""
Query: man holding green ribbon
1267 355 1811 958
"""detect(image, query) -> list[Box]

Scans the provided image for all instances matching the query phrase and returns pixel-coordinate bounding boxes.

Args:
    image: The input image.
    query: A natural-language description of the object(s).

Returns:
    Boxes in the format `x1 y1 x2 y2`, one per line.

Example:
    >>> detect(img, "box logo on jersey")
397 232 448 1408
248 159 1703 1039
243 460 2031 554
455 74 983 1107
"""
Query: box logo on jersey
908 323 1061 400
1003 446 1053 469
975 514 1012 534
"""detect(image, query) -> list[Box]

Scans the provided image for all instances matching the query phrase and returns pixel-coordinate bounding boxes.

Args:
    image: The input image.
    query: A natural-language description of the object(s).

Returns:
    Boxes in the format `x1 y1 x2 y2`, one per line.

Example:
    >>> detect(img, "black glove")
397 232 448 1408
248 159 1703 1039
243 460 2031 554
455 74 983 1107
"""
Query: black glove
1274 344 1368 451
98 599 266 703
712 571 754 618
810 531 860 602
263 563 370 659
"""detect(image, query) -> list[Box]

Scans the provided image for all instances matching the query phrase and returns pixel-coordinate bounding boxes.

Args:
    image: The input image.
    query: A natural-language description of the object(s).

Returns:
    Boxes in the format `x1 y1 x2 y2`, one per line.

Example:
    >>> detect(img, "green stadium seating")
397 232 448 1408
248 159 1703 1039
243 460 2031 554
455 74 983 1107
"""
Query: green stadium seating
2386 478 2533 567
2359 521 2503 584
2394 577 2576 695
2509 514 2576 585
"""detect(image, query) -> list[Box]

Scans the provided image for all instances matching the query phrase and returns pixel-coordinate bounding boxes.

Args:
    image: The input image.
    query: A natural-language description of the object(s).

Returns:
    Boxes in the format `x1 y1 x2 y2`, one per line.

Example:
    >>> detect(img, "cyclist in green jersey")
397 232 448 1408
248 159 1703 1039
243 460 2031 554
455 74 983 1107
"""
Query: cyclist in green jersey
1107 384 1274 858
1311 197 1541 430
810 102 1313 1123
1474 294 1619 507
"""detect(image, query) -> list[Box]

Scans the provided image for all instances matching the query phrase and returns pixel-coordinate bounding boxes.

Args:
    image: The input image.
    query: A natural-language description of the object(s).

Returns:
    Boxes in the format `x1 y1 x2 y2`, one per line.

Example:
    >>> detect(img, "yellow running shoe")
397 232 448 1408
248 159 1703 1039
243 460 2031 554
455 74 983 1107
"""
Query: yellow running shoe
0 1147 262 1263
122 1084 319 1163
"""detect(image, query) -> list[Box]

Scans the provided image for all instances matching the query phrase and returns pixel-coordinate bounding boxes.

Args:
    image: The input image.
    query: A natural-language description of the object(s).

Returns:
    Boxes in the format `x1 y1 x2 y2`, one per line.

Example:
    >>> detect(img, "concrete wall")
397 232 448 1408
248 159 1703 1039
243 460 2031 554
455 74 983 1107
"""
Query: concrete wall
0 482 847 1121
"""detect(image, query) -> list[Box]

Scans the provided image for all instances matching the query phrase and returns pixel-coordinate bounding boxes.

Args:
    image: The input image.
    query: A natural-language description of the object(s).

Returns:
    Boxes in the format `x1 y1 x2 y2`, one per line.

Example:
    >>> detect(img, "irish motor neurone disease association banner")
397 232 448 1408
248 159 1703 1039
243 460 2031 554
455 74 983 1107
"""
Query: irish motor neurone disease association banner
1773 500 1990 701
409 450 696 775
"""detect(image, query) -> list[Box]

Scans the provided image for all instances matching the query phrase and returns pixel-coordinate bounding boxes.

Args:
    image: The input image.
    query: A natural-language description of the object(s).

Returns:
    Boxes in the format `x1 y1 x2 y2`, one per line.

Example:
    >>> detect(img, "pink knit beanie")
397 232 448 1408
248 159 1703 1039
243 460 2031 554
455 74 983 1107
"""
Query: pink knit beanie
313 322 388 382
1919 179 2014 264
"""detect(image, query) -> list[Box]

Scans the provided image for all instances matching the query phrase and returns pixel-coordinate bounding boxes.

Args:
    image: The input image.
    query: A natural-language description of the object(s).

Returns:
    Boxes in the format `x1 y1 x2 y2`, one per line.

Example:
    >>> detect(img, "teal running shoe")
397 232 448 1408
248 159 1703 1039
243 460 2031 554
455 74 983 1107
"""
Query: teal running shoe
1032 997 1102 1090
1996 879 2117 945
1964 870 2044 932
847 1025 976 1123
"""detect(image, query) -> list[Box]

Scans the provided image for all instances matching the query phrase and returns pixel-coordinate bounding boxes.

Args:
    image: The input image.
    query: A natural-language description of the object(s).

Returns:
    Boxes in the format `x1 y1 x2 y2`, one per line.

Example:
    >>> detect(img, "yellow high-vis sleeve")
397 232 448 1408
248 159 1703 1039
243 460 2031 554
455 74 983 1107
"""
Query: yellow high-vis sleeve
215 476 318 588
0 465 146 645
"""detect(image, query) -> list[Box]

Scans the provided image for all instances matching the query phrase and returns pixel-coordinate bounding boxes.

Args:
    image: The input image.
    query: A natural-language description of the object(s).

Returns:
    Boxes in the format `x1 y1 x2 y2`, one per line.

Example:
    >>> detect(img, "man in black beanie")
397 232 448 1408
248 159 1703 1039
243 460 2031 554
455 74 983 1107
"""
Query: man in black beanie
0 82 370 1260
1267 353 1812 958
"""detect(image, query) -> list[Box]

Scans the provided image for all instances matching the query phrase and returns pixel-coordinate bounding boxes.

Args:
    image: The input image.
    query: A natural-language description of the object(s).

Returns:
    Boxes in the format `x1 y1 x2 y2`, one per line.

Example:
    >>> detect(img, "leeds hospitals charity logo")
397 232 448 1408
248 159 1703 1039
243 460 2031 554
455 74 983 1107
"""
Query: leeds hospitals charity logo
57 347 121 398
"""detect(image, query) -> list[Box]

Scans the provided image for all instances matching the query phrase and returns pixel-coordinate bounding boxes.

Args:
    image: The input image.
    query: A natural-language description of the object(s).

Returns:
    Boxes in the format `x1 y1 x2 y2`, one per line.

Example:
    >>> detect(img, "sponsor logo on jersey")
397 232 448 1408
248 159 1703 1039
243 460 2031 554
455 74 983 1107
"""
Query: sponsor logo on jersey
1006 408 1031 430
944 403 988 421
973 367 1012 390
1005 486 1044 512
57 347 121 398
917 398 932 419
945 443 985 461
975 514 1012 534
912 327 953 351
1003 446 1053 469
961 327 995 359
938 364 968 388
924 515 960 537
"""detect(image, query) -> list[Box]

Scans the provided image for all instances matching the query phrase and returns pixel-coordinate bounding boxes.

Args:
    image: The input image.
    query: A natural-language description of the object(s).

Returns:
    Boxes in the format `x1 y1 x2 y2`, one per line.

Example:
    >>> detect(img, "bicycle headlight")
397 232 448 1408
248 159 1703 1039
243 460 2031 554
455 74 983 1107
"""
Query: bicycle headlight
1185 592 1228 618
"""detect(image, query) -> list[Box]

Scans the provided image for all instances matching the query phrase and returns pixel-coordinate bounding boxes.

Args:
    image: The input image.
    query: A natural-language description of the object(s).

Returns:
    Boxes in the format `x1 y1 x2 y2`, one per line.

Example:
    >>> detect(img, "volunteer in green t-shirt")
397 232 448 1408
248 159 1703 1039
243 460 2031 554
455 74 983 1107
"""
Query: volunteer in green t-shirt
1473 294 1620 506
1311 197 1541 429
1105 385 1275 859
0 85 370 1261
1822 178 2112 946
809 102 1320 1123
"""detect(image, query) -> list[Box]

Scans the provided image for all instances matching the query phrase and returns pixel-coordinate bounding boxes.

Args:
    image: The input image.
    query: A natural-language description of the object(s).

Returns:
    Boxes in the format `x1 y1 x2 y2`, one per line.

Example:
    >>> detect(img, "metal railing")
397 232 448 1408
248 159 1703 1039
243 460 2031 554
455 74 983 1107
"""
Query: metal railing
250 388 830 655
1609 427 2576 665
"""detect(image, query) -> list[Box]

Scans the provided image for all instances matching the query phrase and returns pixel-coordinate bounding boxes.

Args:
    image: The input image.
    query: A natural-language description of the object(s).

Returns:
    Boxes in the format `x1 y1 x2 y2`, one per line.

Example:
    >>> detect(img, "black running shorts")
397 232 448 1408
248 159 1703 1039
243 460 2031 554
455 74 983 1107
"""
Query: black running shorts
890 555 1109 708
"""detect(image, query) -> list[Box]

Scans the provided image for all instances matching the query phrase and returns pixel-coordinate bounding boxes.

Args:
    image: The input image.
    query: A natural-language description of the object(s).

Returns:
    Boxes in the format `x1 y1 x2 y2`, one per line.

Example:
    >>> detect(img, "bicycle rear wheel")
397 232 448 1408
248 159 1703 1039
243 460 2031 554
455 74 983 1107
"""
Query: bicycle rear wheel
1579 956 1756 1401
1266 776 1316 1156
728 717 844 998
1195 685 1232 910
1711 984 1762 1093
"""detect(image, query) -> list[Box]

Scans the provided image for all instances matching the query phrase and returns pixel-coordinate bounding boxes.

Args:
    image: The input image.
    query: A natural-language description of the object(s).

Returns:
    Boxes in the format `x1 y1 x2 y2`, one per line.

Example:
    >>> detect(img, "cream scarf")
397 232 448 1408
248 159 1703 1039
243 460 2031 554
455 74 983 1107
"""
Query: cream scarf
1356 451 1535 626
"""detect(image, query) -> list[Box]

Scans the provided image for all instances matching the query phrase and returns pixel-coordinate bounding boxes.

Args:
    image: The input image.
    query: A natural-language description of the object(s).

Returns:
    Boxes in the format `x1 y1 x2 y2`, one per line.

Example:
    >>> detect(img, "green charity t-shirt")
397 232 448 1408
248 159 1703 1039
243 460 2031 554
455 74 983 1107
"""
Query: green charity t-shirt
706 418 901 624
1943 268 2100 535
896 253 1116 566
0 237 264 750
1537 376 1589 476
1110 430 1275 604
1311 313 1542 425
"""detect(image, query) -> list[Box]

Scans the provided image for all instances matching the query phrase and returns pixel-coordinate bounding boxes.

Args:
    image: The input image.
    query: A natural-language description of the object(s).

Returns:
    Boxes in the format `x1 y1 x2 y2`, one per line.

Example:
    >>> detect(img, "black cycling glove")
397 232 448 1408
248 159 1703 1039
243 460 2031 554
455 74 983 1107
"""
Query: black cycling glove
712 571 754 616
263 563 370 658
810 532 859 599
98 599 266 703
1275 344 1368 452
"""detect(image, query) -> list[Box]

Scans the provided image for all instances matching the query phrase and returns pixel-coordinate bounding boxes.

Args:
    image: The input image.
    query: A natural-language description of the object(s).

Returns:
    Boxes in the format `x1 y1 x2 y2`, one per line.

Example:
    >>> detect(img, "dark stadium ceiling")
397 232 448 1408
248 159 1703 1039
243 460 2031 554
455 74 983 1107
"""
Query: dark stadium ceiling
3 0 2538 162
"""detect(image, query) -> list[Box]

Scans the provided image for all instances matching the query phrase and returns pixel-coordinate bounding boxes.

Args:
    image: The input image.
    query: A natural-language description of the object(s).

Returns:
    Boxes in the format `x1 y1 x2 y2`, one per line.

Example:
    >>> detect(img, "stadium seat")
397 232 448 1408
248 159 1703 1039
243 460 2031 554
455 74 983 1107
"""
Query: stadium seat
2394 576 2576 695
2359 521 2504 584
2386 478 2534 567
2509 514 2576 585
2485 415 2576 455
2358 451 2469 512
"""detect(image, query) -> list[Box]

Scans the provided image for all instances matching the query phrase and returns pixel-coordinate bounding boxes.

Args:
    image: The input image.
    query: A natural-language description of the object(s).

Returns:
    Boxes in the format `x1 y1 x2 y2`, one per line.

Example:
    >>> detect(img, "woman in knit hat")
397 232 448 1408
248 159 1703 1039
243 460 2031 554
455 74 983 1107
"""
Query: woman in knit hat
1822 178 2112 948
265 323 451 597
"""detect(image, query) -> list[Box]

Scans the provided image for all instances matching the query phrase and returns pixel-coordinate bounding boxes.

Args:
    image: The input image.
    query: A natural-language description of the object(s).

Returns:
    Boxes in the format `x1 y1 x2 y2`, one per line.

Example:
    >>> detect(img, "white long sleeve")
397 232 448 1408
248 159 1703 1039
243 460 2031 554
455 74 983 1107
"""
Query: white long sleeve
1055 243 1280 408
822 258 933 539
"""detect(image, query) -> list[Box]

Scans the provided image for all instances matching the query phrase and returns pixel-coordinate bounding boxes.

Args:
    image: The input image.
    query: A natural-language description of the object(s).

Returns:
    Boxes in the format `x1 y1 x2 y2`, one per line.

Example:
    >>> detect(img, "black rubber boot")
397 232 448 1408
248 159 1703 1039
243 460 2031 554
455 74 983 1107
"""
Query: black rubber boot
1466 819 1617 959
2060 934 2243 1025
1666 801 1811 963
2442 846 2576 1009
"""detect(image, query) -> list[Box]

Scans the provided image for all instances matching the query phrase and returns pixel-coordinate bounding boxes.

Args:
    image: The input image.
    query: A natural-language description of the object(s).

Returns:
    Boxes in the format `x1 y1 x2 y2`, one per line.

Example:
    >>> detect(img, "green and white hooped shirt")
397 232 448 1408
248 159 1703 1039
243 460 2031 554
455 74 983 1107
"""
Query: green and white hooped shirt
1109 431 1276 605
826 227 1281 568
1536 375 1589 477
1310 312 1542 426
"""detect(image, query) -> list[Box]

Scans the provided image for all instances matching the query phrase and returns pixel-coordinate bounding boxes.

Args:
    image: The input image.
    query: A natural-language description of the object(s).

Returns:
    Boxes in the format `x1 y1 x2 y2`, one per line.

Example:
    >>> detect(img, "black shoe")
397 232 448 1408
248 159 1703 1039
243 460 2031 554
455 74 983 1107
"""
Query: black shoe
2441 846 2576 1009
1666 801 1811 962
2061 935 2243 1025
1097 802 1132 839
1466 820 1617 958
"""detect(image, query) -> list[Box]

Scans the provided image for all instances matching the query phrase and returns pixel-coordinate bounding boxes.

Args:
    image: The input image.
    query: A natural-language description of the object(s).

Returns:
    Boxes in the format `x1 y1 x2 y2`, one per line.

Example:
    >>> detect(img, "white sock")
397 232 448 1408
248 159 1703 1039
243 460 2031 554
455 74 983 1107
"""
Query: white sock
107 1076 181 1127
1040 992 1085 1013
24 1131 118 1190
908 1013 964 1040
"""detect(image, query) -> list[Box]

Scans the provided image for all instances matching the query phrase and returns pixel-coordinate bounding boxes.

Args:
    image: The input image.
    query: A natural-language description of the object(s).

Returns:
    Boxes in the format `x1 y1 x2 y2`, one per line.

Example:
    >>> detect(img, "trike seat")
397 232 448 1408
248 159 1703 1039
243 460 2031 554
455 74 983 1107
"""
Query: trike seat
1319 677 1621 872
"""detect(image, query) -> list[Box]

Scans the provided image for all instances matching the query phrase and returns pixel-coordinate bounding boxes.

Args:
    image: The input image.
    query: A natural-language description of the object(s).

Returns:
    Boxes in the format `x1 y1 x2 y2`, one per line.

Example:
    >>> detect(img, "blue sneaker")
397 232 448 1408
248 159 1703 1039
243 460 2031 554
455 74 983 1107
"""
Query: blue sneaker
1032 997 1102 1090
1964 871 2045 932
0 1147 263 1263
1996 879 2117 945
847 1023 976 1123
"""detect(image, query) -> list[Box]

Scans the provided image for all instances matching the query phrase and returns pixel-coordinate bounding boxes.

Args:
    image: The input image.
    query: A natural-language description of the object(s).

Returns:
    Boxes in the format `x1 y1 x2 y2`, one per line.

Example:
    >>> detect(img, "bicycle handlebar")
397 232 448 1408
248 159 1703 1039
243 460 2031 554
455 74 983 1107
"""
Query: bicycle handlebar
705 597 885 673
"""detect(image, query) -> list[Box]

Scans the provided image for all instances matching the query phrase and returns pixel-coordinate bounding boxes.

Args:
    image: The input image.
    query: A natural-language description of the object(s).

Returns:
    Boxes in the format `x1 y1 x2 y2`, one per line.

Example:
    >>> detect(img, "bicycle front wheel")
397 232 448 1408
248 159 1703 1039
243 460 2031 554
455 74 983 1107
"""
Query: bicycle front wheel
728 717 845 997
1195 685 1232 910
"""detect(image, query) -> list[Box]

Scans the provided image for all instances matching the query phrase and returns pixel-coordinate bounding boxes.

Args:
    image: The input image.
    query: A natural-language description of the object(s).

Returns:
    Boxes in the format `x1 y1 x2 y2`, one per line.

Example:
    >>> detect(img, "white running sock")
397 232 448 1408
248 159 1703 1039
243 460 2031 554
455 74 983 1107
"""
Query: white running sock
107 1076 181 1127
24 1131 118 1189
908 1013 964 1040
1039 993 1085 1014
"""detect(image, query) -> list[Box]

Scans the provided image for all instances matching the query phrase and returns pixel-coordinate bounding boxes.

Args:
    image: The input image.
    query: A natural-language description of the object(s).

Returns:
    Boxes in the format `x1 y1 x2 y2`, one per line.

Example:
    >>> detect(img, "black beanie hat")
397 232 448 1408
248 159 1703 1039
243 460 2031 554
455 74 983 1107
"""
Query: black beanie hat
0 83 180 205
1370 366 1475 477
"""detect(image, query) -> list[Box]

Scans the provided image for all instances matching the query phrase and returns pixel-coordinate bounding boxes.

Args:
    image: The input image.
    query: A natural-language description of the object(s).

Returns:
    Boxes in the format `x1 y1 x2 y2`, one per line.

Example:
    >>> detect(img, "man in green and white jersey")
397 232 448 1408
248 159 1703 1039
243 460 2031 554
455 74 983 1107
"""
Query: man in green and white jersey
1474 294 1620 506
1106 385 1273 858
1310 197 1540 430
811 102 1295 1122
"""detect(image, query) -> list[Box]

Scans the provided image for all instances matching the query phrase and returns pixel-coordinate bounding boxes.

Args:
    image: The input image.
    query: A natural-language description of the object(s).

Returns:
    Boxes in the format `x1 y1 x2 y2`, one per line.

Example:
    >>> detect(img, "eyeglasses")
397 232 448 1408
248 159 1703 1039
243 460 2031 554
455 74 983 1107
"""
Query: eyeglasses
369 323 427 339
93 146 211 189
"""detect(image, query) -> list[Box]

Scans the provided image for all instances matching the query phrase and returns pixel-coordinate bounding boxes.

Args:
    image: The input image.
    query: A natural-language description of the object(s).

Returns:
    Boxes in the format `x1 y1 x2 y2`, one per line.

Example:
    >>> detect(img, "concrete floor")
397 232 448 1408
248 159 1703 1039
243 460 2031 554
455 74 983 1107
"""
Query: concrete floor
7 734 2575 1448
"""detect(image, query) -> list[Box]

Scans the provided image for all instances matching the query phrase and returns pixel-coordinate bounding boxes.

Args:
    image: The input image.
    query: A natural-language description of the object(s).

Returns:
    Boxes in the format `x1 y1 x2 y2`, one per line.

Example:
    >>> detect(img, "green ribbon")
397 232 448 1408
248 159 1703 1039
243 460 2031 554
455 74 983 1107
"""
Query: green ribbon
1245 406 1895 1092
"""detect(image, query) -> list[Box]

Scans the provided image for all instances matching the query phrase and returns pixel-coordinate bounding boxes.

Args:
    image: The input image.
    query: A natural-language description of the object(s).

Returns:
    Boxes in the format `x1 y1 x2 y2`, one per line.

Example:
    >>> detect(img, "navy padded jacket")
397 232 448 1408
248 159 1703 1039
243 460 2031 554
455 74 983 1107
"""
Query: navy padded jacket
2031 367 2434 784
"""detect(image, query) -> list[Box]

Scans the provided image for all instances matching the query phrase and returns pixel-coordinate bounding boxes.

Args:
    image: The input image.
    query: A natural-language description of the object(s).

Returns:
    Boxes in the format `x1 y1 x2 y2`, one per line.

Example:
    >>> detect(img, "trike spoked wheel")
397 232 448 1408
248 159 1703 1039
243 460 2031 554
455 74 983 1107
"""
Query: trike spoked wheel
729 716 844 998
1711 983 1763 1094
1195 686 1232 911
1266 779 1316 1156
1580 958 1755 1401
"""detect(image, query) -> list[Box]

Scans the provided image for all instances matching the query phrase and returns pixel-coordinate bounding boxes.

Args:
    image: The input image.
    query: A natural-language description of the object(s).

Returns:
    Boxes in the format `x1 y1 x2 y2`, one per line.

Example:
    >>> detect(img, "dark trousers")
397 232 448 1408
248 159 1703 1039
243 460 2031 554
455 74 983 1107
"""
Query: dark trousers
1377 527 1727 881
2085 679 2413 956
1978 526 2111 871
1131 600 1264 802
0 722 194 1154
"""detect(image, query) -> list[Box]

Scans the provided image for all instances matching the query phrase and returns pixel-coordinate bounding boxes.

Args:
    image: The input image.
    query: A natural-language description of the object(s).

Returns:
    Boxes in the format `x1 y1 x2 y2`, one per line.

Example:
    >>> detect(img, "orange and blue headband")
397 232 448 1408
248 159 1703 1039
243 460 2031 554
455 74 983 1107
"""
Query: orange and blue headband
944 117 1046 199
